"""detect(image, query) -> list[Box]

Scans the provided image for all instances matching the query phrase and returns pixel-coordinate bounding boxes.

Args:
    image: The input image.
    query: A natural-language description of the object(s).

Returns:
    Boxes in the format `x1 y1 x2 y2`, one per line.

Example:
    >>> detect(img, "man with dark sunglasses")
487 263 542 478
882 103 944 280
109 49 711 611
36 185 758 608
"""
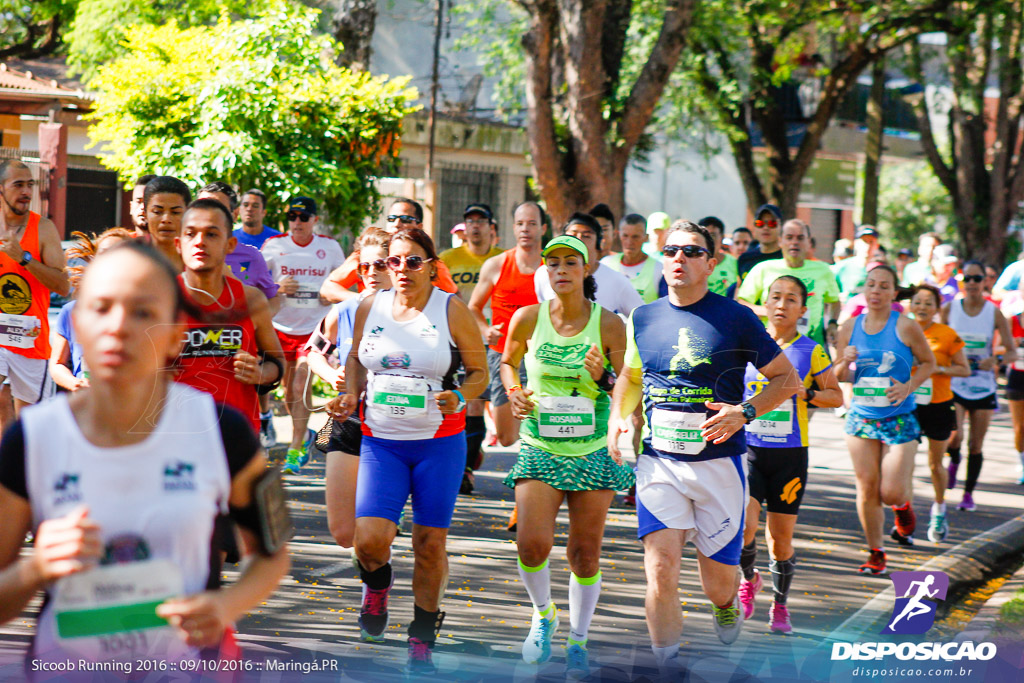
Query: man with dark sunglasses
608 220 796 663
261 196 345 473
321 197 458 302
737 204 784 283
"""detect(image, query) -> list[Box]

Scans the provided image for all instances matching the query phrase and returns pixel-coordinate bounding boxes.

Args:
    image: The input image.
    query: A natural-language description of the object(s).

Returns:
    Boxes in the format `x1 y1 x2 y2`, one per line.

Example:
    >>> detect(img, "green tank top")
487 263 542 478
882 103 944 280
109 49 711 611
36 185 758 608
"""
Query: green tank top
521 301 609 456
609 254 660 303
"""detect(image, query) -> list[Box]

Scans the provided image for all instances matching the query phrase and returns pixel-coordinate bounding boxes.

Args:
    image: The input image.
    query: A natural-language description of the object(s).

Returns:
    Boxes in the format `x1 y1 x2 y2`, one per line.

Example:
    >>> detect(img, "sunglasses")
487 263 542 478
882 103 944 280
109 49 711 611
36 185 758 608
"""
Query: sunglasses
754 219 779 229
963 274 985 283
387 214 419 225
662 244 710 259
287 211 313 222
358 259 389 274
387 255 433 271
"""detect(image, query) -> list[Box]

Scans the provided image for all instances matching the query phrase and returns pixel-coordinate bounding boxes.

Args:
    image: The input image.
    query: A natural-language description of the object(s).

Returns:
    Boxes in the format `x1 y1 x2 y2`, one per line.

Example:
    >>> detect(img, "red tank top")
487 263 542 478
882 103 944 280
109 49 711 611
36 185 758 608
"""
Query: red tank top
489 249 538 352
176 275 260 431
0 212 51 359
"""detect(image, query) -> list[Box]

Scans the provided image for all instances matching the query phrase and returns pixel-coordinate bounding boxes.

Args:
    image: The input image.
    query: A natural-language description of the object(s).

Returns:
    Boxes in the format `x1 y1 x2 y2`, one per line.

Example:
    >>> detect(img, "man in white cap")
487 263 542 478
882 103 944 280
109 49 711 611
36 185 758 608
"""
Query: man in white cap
643 212 671 257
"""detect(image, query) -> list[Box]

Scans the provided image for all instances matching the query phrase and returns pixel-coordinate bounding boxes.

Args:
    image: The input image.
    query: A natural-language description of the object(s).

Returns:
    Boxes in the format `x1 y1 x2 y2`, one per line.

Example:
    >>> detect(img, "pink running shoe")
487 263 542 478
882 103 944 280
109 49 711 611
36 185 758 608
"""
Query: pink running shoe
769 601 792 633
738 570 763 620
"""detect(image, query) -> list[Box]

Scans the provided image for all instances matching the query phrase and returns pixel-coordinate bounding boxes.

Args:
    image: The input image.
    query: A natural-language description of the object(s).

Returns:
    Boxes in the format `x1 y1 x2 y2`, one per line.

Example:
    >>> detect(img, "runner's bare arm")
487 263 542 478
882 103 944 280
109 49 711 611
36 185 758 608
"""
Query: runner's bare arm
896 316 937 396
0 496 101 624
500 305 539 419
48 333 85 391
306 312 344 390
11 217 69 296
326 294 375 420
608 365 643 462
445 297 488 403
833 319 857 382
942 347 971 377
808 362 843 408
320 256 360 303
994 308 1018 366
736 297 767 318
601 308 627 377
245 285 285 385
468 255 500 340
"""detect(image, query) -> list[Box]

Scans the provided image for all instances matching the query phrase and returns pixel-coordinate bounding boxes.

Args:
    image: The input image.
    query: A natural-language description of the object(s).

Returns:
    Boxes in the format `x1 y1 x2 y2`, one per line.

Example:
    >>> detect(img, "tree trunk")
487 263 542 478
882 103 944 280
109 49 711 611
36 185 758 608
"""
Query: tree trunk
332 0 378 71
518 0 694 228
862 58 886 226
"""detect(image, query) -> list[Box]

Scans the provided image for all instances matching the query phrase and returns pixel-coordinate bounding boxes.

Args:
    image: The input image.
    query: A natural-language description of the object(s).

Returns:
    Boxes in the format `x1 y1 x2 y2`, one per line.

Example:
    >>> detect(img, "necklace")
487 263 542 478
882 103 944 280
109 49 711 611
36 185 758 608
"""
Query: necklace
182 273 235 311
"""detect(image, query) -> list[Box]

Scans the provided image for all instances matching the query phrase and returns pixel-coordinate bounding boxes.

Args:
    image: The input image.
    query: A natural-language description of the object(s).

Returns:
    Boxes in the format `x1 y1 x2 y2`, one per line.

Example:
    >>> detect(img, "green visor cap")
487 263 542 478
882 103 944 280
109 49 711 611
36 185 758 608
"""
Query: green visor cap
541 235 589 264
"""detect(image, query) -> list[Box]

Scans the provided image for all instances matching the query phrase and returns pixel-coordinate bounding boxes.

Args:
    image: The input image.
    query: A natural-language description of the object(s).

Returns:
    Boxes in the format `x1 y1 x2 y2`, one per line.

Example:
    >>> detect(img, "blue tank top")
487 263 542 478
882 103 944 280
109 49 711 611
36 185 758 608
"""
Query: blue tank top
850 310 915 418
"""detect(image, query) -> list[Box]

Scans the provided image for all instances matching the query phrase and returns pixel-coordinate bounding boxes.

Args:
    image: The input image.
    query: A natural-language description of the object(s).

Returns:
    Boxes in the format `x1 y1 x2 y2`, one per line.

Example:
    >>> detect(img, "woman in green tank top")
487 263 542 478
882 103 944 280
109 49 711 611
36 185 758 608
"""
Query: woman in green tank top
499 234 632 677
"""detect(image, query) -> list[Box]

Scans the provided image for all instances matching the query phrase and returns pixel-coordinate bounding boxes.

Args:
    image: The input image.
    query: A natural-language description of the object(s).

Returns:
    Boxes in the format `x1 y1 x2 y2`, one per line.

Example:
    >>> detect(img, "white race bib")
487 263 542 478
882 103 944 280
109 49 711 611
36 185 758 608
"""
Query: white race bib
370 375 428 417
53 559 188 662
748 400 793 436
0 312 39 349
650 408 705 455
286 286 321 308
914 378 933 405
537 396 595 438
853 376 891 407
961 333 988 359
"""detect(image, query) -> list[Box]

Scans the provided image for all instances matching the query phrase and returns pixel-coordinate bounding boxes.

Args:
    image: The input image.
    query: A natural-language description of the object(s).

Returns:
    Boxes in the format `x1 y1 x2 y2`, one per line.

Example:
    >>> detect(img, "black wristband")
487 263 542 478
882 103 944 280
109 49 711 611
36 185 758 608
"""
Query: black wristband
805 387 817 404
597 368 616 392
255 352 284 395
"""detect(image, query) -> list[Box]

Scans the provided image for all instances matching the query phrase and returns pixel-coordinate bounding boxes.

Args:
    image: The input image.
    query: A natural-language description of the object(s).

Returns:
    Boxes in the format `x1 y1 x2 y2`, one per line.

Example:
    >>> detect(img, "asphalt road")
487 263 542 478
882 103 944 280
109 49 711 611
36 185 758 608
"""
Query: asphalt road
2 408 1023 681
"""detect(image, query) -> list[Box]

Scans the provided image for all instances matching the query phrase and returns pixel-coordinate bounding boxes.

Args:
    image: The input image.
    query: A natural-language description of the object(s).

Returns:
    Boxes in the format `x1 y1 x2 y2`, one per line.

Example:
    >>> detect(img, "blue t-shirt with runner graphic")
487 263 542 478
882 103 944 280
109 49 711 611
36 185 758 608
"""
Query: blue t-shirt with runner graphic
625 292 782 462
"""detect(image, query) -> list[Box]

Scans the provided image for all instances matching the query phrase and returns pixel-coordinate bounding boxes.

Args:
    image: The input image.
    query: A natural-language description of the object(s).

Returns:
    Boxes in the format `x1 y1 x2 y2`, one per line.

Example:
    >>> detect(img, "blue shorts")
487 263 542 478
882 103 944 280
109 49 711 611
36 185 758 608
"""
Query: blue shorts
356 432 465 528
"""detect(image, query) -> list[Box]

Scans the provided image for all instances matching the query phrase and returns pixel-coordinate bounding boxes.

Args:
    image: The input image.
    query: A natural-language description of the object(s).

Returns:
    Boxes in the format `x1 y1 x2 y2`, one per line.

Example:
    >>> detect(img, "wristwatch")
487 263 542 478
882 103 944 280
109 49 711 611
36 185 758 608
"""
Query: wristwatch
18 251 32 267
805 387 817 404
740 401 757 424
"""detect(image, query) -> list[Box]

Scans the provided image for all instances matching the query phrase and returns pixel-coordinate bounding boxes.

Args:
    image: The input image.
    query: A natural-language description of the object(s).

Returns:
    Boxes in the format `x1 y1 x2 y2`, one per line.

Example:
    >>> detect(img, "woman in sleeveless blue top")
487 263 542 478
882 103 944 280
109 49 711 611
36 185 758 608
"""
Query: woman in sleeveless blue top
835 266 936 575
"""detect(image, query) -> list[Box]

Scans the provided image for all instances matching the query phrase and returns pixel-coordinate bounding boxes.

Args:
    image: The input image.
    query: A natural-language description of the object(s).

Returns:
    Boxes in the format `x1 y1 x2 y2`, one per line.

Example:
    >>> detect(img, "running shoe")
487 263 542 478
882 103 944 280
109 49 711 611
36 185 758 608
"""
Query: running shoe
282 448 303 474
405 637 436 675
712 595 744 644
522 610 558 664
565 641 589 679
299 427 316 467
768 601 792 634
259 415 277 449
460 468 475 495
738 570 763 620
947 459 958 489
959 492 976 511
358 582 392 643
893 503 916 536
858 549 887 575
928 512 949 543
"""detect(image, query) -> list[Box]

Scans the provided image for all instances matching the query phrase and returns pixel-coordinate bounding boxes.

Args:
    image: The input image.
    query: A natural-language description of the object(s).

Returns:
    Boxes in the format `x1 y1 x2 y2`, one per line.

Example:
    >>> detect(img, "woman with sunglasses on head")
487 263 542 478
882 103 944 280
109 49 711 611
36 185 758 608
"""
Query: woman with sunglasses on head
942 261 1017 511
738 275 842 633
306 228 391 552
500 234 631 677
327 228 486 674
905 284 969 543
0 241 290 669
261 196 346 474
49 228 134 392
834 265 935 575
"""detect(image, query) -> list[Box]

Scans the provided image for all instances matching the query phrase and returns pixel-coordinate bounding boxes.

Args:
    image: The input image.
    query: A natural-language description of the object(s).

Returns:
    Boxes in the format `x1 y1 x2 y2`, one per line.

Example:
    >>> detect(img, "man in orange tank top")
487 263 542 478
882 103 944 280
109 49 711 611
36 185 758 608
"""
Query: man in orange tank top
469 201 544 447
0 160 70 430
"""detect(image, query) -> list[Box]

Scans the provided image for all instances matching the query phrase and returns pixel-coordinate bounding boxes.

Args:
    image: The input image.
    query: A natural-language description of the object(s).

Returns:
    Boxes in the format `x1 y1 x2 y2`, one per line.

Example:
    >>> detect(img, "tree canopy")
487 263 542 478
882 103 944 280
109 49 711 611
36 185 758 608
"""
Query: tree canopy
86 0 418 232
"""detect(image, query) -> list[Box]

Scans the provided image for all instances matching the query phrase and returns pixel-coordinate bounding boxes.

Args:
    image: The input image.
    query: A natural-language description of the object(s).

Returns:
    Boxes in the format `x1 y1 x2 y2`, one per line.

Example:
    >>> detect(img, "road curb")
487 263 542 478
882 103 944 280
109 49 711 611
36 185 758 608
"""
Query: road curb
827 512 1024 641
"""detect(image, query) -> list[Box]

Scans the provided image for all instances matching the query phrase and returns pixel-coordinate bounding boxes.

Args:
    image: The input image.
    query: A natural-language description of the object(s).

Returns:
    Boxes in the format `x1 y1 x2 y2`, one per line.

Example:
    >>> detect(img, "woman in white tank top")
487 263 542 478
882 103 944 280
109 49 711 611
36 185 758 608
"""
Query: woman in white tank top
0 242 289 669
328 228 487 674
941 261 1018 511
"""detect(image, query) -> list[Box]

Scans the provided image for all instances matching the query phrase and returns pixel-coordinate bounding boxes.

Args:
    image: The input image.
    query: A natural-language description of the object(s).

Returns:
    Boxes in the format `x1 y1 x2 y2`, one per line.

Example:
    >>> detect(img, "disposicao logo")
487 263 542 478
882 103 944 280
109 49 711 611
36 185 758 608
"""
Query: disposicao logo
883 570 948 635
830 570 997 662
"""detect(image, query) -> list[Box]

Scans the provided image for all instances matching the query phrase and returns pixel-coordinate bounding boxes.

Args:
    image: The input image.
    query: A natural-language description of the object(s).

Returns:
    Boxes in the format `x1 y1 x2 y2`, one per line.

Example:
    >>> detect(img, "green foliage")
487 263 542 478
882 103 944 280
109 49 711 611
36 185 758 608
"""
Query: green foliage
85 0 418 234
450 1 528 121
0 0 77 56
65 0 268 80
876 161 956 250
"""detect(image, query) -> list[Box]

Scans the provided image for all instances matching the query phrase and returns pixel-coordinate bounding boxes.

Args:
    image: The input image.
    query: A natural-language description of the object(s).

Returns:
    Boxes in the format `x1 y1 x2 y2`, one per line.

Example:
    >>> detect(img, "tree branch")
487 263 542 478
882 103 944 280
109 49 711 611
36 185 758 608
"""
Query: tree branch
905 42 957 197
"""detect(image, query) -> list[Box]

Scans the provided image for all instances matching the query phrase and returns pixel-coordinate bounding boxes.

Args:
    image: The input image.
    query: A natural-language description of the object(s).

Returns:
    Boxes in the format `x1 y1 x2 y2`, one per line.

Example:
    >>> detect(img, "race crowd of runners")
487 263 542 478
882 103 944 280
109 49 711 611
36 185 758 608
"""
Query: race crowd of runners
1 158 1024 677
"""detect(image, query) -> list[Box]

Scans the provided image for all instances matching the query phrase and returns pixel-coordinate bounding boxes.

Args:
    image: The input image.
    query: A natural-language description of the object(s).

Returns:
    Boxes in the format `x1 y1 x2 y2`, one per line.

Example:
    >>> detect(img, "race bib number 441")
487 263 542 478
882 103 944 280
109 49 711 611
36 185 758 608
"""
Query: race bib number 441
537 396 595 438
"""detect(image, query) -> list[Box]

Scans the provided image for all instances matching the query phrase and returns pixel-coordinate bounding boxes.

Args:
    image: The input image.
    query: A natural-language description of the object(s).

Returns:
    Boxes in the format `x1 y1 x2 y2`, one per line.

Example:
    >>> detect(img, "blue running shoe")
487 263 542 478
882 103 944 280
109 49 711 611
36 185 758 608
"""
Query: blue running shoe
283 448 302 474
565 640 589 679
299 428 315 467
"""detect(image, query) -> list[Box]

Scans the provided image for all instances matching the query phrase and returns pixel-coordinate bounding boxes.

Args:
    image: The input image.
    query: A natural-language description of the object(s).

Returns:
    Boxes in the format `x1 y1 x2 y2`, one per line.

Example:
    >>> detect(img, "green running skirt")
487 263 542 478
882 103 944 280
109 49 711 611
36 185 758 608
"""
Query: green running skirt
503 444 635 492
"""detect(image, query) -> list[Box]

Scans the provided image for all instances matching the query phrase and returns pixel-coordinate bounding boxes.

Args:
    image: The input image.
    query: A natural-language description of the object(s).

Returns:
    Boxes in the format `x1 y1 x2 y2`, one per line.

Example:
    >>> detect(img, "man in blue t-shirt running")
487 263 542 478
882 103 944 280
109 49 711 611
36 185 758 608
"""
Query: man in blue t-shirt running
234 188 281 249
608 221 798 667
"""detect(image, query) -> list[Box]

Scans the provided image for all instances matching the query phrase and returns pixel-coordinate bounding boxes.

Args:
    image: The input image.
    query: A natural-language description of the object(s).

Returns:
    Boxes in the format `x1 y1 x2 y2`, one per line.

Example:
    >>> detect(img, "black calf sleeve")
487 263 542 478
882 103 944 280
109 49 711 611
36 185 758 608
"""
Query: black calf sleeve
964 452 984 494
360 562 392 591
740 541 758 581
769 556 797 604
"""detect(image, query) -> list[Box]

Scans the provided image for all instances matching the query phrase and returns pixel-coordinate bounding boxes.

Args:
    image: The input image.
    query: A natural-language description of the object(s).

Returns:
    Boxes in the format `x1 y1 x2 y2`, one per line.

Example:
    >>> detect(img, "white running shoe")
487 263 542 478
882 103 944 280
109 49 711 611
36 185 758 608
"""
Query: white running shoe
712 595 744 644
522 609 558 664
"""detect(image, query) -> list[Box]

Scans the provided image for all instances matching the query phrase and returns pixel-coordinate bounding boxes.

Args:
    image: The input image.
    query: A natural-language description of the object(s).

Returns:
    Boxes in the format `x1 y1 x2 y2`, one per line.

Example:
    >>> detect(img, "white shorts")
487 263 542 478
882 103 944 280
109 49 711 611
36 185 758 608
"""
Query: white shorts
0 348 53 404
635 453 747 565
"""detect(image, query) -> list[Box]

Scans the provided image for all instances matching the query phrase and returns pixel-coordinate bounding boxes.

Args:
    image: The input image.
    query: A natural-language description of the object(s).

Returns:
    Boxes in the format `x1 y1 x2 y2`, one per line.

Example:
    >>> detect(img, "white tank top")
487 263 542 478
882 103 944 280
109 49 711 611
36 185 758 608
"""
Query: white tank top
358 287 463 440
950 299 997 399
23 383 230 666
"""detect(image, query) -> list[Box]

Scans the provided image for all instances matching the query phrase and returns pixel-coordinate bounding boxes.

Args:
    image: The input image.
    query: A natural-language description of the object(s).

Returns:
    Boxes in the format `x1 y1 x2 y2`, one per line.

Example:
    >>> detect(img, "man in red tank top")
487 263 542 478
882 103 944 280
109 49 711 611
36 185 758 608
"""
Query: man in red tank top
0 160 70 430
174 198 285 431
469 201 544 447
